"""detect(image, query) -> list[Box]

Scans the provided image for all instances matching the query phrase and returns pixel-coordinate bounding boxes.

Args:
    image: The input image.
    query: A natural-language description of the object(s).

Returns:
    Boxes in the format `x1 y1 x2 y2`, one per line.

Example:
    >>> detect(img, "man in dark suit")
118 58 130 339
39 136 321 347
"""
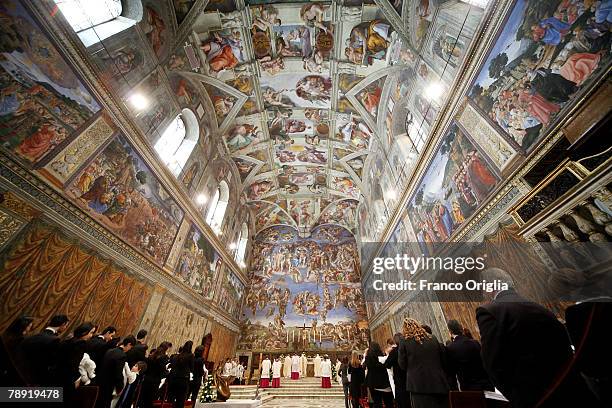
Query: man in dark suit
564 299 611 405
126 329 148 368
384 333 411 408
19 314 69 385
445 319 493 391
96 335 136 408
398 321 450 408
87 326 116 369
476 268 593 408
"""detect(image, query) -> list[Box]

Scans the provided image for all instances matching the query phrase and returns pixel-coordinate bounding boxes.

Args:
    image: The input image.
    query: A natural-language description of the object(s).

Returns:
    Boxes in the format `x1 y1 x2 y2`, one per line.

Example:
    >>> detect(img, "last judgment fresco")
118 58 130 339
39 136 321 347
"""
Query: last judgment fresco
238 225 369 351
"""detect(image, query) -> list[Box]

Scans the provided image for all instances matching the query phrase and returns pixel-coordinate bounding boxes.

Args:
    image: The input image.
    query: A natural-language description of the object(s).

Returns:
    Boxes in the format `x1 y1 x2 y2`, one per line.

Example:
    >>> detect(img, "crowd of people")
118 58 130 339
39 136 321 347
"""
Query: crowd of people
338 267 608 408
0 319 210 408
1 266 607 407
221 357 246 384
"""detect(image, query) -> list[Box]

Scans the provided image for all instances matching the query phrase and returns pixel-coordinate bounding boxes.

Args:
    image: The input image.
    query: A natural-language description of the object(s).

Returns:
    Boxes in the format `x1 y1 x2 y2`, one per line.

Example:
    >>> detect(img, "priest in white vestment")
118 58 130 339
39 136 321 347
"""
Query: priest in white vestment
260 356 271 388
334 358 342 383
300 353 308 377
284 354 292 378
321 355 332 388
223 359 233 376
272 357 282 388
291 353 300 380
314 354 322 377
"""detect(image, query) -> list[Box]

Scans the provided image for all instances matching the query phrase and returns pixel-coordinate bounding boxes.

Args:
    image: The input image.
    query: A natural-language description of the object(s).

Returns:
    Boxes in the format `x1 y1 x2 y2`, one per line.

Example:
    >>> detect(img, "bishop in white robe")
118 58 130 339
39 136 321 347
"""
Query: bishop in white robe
283 355 292 378
291 354 300 380
314 354 322 377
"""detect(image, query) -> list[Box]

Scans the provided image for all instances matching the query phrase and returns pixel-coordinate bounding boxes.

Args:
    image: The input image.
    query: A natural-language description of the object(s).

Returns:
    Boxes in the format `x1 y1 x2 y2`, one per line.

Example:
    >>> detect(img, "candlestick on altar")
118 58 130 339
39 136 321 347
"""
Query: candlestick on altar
292 330 295 342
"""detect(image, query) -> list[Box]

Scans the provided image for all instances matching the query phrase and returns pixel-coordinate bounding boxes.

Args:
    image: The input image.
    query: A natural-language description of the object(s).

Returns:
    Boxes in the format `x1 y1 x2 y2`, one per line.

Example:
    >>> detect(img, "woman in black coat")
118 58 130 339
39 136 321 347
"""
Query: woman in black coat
189 345 206 403
138 342 170 408
347 351 365 408
0 316 33 386
398 318 450 408
364 342 394 408
57 323 96 405
167 341 194 408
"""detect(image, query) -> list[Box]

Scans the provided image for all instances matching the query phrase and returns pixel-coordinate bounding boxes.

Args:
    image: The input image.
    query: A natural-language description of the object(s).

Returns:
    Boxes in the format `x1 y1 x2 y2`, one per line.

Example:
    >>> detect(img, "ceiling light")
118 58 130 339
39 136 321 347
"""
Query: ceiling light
229 242 237 250
128 93 149 110
425 82 444 101
196 194 207 205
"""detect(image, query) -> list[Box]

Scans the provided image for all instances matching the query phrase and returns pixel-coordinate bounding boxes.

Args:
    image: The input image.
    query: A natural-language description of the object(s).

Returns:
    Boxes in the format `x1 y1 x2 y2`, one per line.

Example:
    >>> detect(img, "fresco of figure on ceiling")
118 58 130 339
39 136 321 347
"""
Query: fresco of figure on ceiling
201 30 245 74
300 4 329 33
248 179 274 200
345 20 394 65
226 123 262 152
295 75 332 103
297 146 327 165
142 4 167 57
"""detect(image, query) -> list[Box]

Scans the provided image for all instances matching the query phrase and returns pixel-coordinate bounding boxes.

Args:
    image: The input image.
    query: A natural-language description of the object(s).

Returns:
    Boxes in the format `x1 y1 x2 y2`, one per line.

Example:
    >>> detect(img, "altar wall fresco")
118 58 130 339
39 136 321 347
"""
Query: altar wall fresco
238 225 369 351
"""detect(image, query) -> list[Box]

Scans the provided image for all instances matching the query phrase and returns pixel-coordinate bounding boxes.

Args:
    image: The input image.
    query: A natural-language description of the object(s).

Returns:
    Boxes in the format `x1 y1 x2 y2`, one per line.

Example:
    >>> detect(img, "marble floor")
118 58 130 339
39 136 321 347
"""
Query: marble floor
260 399 346 408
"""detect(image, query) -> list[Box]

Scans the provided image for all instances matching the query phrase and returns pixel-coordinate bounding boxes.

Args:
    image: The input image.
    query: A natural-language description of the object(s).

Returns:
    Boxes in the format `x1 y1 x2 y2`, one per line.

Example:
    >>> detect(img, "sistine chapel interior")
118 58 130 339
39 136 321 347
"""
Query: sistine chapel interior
0 1 610 408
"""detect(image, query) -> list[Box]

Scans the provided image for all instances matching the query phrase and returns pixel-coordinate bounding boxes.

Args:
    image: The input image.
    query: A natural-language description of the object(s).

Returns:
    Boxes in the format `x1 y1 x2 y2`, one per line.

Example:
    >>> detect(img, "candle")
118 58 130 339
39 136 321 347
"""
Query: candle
292 330 295 342
287 330 289 343
320 330 322 343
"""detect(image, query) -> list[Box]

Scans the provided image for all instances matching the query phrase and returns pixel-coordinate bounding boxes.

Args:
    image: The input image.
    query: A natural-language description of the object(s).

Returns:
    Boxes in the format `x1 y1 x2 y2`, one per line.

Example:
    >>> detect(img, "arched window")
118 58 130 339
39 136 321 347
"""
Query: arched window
205 181 229 235
54 0 142 47
154 109 199 177
234 223 248 266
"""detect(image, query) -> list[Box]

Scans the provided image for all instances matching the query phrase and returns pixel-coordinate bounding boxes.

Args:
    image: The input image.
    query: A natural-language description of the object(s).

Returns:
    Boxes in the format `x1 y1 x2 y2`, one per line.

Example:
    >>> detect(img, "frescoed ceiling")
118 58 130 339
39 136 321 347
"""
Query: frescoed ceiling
175 0 487 237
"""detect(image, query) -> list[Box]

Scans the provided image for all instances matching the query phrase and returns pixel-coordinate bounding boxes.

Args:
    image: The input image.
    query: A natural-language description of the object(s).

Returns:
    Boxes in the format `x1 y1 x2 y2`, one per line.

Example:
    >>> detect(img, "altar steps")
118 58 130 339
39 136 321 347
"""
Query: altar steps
229 378 344 402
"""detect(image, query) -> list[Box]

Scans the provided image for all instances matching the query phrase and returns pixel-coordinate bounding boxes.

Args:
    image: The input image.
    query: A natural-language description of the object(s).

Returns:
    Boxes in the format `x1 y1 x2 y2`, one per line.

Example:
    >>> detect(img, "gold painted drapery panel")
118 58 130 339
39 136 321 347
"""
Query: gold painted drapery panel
0 222 152 336
207 322 238 366
370 321 392 348
440 222 571 340
146 294 209 352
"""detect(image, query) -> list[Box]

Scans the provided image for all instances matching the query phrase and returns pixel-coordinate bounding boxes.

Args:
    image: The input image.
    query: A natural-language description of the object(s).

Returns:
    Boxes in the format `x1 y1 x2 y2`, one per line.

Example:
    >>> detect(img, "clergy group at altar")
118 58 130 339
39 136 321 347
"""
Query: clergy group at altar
259 353 343 388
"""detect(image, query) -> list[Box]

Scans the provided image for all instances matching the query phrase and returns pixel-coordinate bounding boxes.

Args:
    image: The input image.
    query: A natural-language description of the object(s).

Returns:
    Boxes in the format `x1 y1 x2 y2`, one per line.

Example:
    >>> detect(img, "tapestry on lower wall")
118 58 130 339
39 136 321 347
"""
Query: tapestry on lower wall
207 323 238 365
238 225 369 351
147 294 209 352
0 221 151 335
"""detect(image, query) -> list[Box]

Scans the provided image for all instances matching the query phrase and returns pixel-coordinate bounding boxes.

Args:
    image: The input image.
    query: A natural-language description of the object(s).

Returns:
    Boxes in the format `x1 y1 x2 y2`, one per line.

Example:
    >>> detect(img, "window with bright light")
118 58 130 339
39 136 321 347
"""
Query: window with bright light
54 0 122 32
235 223 248 265
205 181 229 235
405 113 426 153
54 0 142 47
154 110 199 177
